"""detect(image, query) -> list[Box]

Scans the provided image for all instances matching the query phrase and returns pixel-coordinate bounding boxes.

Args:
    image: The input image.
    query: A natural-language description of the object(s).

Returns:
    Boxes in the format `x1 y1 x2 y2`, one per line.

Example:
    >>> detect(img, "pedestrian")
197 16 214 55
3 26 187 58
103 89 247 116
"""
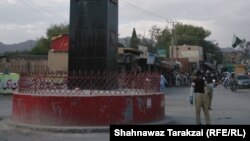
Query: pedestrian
205 70 214 110
160 73 168 92
190 71 211 125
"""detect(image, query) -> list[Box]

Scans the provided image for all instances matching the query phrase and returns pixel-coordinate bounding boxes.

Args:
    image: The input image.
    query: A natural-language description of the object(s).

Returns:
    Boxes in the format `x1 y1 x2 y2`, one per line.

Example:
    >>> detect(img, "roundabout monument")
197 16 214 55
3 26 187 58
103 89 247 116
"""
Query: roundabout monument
11 0 166 127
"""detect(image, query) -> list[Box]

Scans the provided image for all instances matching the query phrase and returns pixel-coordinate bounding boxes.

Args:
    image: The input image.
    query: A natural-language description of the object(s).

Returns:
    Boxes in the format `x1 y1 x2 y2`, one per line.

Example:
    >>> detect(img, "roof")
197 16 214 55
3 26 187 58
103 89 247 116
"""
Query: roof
118 47 143 55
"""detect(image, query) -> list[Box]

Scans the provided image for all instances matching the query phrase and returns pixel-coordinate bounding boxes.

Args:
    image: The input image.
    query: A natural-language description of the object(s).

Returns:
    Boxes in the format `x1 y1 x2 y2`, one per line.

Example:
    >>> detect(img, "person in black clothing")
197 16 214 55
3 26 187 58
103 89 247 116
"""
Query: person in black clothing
205 70 214 110
190 71 211 125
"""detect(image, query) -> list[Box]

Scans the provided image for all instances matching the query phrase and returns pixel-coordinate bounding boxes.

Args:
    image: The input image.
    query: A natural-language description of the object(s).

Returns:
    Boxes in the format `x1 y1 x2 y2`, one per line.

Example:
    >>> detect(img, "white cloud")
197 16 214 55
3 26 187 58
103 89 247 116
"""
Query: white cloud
0 0 69 44
0 0 249 48
0 22 48 44
0 0 17 4
119 20 167 38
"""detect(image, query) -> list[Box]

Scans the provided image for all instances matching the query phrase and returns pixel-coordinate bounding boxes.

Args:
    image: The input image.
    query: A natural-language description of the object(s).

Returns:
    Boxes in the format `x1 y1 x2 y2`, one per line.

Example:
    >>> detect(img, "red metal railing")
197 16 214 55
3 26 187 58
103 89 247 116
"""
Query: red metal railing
18 72 161 95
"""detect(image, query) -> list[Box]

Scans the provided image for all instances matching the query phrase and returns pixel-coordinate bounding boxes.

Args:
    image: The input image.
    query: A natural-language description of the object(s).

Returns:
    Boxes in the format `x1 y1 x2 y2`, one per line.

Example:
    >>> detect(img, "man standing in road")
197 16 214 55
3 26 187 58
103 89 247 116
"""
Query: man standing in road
205 70 214 110
190 71 211 125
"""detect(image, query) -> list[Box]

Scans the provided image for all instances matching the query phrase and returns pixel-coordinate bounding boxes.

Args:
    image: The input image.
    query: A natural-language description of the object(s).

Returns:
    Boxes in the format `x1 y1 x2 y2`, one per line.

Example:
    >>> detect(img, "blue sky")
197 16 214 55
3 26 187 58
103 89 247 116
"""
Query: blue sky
0 0 249 48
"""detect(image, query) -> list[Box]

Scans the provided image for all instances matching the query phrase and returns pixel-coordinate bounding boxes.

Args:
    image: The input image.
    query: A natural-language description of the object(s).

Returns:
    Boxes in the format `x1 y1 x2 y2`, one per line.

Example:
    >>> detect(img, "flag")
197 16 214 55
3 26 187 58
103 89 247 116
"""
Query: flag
232 35 243 48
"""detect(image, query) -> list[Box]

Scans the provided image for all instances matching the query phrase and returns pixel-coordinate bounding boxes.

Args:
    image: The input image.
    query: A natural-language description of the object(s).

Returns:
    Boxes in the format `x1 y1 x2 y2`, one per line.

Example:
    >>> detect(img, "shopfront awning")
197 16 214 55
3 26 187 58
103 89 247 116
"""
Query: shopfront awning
161 61 178 69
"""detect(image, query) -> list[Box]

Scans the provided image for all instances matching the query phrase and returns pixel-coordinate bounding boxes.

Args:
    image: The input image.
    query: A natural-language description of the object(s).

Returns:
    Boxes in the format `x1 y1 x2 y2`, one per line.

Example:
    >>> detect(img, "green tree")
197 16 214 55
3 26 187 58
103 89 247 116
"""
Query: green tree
149 25 171 55
239 41 250 64
174 23 211 46
29 37 50 55
46 23 69 40
174 24 220 63
149 25 162 42
139 37 154 52
214 46 223 64
130 28 139 49
156 28 171 56
201 41 222 64
148 23 220 62
30 23 69 55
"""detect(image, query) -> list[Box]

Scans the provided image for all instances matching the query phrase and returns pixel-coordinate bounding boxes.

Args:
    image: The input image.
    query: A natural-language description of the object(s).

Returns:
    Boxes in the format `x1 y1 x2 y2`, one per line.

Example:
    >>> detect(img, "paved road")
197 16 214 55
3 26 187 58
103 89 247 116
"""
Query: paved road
0 85 249 140
164 85 250 125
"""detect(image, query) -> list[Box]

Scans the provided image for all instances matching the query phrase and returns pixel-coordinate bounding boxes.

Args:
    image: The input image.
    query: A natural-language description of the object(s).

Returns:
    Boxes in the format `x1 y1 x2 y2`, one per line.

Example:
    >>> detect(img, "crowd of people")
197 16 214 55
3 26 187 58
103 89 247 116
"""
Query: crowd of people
161 72 192 87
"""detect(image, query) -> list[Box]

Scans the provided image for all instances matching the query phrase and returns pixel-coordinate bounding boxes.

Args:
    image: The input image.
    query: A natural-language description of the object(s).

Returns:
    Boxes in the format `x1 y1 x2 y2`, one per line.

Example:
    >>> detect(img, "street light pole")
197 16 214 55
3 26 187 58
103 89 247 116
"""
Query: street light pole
170 20 178 59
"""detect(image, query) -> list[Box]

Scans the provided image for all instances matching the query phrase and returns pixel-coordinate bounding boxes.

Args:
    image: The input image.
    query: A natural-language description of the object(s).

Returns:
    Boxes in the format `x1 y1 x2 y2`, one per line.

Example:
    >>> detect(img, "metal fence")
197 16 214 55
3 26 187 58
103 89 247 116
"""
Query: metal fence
18 72 161 95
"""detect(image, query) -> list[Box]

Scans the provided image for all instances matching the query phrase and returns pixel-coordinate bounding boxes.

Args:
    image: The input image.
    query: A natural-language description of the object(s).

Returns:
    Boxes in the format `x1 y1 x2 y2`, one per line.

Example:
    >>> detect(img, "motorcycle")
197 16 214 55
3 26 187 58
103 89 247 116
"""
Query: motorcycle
223 77 230 88
229 78 238 92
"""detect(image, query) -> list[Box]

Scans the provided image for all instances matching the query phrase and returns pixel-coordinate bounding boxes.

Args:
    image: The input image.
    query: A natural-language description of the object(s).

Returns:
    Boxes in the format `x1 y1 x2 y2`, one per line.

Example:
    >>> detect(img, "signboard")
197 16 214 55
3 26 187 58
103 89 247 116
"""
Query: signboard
147 53 155 65
0 73 19 94
157 49 166 58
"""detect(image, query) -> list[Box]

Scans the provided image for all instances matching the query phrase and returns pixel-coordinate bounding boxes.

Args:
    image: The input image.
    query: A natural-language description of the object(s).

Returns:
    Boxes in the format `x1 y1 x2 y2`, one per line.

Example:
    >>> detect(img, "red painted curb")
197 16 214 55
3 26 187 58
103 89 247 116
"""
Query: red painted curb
12 93 165 126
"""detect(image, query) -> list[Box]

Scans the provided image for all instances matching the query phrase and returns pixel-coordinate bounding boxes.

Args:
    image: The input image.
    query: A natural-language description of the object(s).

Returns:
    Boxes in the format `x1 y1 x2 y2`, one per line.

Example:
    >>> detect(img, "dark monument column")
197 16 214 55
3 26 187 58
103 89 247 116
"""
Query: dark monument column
69 0 118 73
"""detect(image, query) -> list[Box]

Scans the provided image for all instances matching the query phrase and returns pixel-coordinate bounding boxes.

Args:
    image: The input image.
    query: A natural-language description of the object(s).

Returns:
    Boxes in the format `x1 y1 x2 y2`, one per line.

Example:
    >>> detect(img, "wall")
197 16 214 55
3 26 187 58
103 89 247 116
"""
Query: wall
12 93 165 126
0 73 19 94
0 56 48 73
170 45 203 63
48 50 68 72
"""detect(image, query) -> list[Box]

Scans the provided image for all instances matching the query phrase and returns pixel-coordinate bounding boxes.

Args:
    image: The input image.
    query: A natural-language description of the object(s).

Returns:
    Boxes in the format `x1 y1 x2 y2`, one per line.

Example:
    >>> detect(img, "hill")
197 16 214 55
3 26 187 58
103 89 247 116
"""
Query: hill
0 40 36 54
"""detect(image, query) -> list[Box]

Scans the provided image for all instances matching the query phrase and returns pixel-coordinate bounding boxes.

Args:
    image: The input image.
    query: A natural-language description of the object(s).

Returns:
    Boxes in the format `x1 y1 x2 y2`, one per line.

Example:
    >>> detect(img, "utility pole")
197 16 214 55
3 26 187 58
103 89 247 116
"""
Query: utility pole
169 20 178 60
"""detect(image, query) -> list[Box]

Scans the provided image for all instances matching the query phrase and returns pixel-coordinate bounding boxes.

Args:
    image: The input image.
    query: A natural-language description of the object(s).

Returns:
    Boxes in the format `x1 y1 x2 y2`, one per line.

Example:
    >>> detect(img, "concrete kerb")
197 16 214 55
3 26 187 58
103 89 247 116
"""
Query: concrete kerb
2 116 174 134
143 116 175 125
5 120 110 134
0 93 13 96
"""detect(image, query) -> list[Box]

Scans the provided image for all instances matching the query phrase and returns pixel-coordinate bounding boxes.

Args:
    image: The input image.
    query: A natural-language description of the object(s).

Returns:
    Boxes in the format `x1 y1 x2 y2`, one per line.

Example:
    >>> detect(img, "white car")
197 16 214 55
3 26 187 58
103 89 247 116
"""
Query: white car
236 75 250 89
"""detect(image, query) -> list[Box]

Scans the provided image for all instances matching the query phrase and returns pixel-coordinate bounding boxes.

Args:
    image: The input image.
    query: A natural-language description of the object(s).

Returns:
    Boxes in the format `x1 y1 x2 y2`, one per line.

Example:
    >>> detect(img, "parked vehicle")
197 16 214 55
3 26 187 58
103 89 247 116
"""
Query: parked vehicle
235 75 250 89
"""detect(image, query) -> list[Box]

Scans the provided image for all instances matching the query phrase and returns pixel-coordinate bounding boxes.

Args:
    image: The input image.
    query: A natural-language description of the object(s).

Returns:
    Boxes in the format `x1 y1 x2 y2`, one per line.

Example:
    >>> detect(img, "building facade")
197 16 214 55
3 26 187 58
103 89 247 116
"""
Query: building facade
48 34 69 72
170 45 204 63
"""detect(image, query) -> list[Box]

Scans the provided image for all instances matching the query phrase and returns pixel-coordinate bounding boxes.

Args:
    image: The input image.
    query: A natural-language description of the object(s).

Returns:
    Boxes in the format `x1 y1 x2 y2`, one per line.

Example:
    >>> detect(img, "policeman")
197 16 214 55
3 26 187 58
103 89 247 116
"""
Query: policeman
205 70 214 110
190 71 211 125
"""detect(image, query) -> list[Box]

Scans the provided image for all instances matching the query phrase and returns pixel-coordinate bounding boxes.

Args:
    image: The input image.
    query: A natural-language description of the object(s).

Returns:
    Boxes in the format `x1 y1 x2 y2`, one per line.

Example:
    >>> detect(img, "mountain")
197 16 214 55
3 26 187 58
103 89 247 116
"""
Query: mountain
220 47 244 53
0 40 37 54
